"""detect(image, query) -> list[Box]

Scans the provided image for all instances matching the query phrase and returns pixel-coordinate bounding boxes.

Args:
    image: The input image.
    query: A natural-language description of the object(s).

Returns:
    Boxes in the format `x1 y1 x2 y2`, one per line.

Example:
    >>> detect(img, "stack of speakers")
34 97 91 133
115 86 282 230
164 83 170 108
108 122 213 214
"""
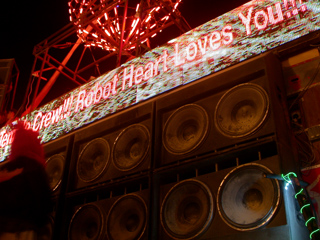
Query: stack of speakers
43 52 309 240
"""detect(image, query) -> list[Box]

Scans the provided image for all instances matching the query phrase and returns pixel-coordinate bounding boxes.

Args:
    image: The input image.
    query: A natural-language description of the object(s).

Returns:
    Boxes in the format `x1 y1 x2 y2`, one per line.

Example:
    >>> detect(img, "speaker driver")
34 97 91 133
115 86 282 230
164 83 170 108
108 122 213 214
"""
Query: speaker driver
163 104 209 155
77 138 110 183
112 124 150 171
68 204 104 240
215 83 269 138
217 163 280 231
106 194 147 240
45 154 64 192
160 179 214 239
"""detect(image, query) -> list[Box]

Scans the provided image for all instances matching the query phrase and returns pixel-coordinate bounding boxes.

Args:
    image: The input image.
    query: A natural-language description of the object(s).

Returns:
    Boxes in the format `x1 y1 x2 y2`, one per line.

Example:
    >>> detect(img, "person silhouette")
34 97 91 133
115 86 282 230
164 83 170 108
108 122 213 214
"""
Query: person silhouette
0 122 53 240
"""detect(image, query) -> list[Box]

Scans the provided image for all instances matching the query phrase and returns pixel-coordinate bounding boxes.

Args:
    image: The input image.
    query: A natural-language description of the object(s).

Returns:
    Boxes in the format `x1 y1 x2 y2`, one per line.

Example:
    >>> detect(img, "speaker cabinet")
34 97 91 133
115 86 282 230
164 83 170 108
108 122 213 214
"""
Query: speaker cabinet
157 145 308 240
155 52 288 167
67 181 150 240
67 101 153 192
44 135 72 198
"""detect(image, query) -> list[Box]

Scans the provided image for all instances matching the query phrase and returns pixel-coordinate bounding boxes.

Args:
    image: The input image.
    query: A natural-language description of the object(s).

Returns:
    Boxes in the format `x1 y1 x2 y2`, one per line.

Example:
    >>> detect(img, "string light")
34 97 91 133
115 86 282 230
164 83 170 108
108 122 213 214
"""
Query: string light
281 172 320 239
68 0 183 52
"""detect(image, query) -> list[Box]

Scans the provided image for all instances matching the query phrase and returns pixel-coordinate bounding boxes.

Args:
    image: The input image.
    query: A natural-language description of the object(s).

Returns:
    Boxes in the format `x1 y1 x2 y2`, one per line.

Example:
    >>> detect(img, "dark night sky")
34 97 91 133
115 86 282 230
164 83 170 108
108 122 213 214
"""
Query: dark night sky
0 0 249 110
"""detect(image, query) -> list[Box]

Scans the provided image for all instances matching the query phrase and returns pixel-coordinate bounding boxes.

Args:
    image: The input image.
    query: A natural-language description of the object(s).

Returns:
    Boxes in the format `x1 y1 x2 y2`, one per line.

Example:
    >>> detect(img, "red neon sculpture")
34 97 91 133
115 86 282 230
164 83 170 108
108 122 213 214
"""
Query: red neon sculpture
68 0 183 53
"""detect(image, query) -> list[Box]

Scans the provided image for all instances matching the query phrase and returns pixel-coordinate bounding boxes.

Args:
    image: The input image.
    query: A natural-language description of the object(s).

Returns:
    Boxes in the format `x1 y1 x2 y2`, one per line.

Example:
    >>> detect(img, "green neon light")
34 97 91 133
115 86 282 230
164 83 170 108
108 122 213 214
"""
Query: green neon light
305 217 316 227
295 188 304 199
281 172 297 183
300 204 311 214
310 229 320 239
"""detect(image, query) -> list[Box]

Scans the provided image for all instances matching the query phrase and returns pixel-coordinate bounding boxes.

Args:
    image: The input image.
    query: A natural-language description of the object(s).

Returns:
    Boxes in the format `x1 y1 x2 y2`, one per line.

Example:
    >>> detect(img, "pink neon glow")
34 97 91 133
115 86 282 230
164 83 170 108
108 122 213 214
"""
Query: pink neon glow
267 3 284 24
254 10 268 30
136 4 139 12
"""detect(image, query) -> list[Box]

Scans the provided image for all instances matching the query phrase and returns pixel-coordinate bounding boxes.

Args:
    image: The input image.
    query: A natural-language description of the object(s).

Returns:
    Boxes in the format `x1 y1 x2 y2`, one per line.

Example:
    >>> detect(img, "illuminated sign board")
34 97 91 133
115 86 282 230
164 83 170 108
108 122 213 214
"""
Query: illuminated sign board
0 0 319 161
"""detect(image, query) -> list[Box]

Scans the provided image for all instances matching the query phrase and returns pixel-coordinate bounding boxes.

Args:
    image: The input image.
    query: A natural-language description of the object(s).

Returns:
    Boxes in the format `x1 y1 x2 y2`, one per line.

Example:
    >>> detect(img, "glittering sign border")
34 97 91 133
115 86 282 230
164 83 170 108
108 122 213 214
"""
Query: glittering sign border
0 0 319 161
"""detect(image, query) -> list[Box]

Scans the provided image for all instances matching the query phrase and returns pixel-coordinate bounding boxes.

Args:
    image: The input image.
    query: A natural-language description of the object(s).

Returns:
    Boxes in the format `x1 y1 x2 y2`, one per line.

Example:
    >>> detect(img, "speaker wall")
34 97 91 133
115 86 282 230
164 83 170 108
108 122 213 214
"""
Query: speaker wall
67 186 150 240
68 101 153 192
155 52 288 167
158 153 303 240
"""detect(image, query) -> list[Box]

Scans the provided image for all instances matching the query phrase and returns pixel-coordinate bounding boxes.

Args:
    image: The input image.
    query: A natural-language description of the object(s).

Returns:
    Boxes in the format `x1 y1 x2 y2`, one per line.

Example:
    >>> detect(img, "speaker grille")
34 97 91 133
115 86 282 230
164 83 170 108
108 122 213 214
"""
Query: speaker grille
112 124 150 171
160 179 214 239
77 138 110 183
217 163 280 231
106 194 147 240
215 83 269 138
68 204 103 240
45 154 65 192
163 104 209 155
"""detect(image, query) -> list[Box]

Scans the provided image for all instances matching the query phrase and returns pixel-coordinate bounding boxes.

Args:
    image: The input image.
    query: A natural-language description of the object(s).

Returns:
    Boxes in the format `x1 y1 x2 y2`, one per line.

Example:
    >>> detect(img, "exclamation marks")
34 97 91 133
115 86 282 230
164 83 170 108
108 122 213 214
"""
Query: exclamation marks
299 0 308 12
63 94 74 119
283 0 307 18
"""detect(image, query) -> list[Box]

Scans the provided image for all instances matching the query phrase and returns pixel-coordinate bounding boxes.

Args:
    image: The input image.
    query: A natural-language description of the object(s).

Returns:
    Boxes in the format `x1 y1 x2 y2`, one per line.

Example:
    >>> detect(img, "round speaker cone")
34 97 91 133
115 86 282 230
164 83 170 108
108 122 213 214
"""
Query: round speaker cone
112 124 150 171
68 204 103 240
215 83 269 138
106 194 147 240
163 104 209 155
217 163 280 231
45 154 65 192
160 179 214 239
77 138 110 182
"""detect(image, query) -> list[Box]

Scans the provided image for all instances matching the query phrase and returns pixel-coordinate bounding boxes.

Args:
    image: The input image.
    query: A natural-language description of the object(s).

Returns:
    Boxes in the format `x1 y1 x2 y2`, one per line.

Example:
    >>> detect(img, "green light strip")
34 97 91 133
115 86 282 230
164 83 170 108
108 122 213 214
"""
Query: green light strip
300 204 311 214
305 217 316 227
281 172 297 183
295 188 304 199
310 229 320 239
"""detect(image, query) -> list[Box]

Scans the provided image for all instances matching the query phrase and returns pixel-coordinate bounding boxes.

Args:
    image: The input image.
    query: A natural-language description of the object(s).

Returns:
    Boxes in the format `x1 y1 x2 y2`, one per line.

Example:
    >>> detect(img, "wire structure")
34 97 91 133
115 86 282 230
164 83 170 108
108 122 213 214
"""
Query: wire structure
21 0 191 115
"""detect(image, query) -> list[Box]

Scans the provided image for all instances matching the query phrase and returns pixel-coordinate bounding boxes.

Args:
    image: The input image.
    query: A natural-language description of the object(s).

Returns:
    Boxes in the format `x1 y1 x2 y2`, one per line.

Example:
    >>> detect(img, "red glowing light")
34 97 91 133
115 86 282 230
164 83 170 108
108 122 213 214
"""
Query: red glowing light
68 0 183 52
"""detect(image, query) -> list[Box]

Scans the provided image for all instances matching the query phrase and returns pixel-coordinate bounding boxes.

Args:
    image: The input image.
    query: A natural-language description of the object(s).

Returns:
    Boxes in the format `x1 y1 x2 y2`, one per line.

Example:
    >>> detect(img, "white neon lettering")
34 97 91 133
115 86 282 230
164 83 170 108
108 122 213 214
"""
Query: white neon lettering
112 74 119 95
43 112 52 128
93 83 103 104
75 90 86 113
209 31 221 51
33 112 43 131
198 37 208 56
84 91 93 108
186 42 197 61
222 25 233 46
144 62 154 81
267 3 284 24
52 106 63 124
135 66 144 84
254 10 268 30
239 7 253 35
122 64 134 90
103 82 112 99
174 43 185 66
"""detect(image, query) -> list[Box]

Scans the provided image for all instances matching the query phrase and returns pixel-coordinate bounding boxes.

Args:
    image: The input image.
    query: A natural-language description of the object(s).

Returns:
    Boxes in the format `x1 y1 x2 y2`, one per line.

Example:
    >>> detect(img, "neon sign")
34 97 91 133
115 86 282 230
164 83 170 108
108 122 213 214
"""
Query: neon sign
0 0 319 161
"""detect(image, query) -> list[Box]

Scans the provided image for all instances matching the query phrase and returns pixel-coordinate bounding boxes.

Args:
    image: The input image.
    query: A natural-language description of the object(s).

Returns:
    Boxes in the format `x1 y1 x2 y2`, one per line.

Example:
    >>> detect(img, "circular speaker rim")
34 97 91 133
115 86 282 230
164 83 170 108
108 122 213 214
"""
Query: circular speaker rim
162 104 209 155
160 179 214 240
46 154 65 192
106 193 148 240
68 203 104 240
214 83 269 138
77 138 111 183
217 163 280 231
112 124 150 172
